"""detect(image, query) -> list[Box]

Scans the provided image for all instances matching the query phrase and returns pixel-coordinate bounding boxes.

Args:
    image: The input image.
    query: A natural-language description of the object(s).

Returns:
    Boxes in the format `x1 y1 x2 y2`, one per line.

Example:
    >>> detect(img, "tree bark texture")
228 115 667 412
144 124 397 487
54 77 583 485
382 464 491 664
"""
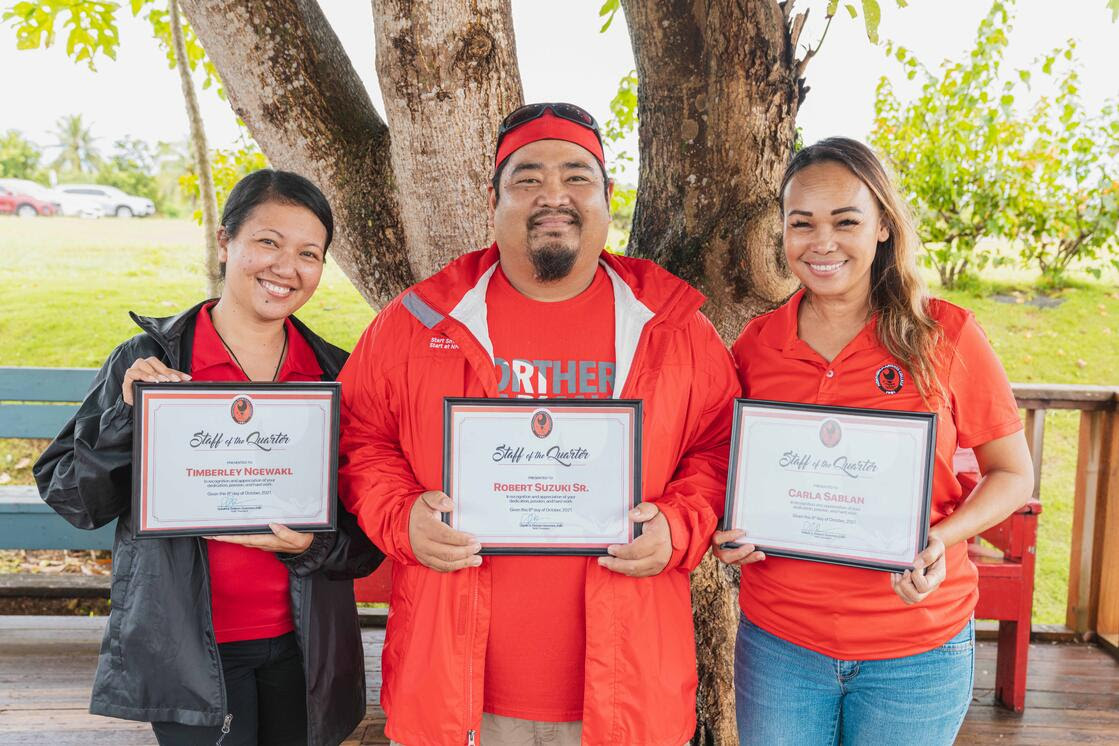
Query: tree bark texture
621 3 805 743
620 0 800 342
373 0 523 279
169 0 221 297
180 0 412 308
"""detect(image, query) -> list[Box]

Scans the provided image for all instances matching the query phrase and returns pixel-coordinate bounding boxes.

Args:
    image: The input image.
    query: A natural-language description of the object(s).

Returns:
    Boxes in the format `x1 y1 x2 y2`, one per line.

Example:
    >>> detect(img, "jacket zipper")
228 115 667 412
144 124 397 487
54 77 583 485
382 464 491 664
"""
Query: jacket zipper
215 713 233 745
197 538 230 736
465 570 480 746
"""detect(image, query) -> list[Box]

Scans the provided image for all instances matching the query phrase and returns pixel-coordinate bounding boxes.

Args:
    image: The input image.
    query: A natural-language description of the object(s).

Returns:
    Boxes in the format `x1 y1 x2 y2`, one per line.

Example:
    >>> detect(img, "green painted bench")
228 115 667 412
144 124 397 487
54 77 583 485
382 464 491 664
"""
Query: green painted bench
0 367 112 597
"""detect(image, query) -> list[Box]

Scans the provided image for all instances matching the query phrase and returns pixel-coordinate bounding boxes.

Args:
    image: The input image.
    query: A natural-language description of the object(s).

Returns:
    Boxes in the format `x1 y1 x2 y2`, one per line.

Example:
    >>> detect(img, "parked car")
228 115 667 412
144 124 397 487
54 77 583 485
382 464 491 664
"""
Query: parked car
0 183 58 217
56 183 155 218
0 178 103 218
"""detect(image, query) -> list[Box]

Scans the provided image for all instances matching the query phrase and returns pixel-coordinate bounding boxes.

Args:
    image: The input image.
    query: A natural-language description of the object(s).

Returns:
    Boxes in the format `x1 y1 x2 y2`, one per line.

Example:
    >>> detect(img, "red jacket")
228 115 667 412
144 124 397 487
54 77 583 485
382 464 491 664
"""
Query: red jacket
338 246 739 745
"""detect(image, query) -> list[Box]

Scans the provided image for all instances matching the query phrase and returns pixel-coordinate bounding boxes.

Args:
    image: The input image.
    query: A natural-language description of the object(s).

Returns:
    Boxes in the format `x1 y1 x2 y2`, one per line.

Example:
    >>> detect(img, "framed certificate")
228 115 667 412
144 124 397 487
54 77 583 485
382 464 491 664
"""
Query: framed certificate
443 398 642 555
722 399 936 572
131 382 340 538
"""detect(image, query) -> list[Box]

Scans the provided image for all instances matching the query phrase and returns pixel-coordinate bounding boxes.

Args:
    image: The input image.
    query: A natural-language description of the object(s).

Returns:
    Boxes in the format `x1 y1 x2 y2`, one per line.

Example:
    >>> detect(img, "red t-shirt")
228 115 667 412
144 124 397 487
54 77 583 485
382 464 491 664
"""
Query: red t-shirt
191 303 324 644
731 290 1022 659
482 265 615 721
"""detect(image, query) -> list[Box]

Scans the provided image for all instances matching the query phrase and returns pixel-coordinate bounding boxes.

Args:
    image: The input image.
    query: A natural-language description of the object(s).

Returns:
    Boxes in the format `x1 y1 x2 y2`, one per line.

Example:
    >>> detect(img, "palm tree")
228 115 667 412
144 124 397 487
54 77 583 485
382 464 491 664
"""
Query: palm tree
50 114 100 175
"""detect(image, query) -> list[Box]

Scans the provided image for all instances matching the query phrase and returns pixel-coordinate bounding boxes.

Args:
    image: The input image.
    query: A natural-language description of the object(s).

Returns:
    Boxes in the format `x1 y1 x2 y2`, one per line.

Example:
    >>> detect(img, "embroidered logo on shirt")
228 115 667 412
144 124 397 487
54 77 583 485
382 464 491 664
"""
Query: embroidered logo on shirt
231 396 254 425
531 409 554 439
819 418 842 448
429 336 459 350
875 364 905 395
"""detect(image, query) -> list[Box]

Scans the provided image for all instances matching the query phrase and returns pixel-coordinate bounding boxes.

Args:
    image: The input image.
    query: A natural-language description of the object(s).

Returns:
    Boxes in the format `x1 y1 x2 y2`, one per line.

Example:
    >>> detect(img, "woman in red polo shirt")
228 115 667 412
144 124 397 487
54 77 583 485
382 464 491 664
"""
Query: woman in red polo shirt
713 138 1034 745
35 170 381 746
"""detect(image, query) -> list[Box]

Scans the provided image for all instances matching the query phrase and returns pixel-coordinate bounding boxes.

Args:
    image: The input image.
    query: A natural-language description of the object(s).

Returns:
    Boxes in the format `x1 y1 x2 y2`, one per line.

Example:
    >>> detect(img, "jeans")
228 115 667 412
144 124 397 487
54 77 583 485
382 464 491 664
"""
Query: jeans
734 615 974 746
152 631 308 746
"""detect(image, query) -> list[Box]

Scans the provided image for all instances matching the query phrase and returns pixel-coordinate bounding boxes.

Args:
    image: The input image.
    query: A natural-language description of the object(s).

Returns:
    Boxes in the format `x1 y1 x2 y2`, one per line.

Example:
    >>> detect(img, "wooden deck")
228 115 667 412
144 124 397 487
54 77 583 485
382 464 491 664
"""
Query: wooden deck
1 616 1116 745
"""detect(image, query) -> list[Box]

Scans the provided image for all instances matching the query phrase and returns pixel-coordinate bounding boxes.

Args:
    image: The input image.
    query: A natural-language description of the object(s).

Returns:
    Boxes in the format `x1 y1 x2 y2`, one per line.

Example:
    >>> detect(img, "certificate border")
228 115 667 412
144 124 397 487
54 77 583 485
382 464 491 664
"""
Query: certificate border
442 397 643 556
720 398 936 573
131 381 340 539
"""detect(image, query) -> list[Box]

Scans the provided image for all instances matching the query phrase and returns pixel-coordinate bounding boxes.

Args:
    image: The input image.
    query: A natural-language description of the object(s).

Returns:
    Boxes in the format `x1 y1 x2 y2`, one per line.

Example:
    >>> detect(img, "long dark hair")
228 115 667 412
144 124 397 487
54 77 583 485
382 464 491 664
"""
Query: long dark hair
780 138 943 403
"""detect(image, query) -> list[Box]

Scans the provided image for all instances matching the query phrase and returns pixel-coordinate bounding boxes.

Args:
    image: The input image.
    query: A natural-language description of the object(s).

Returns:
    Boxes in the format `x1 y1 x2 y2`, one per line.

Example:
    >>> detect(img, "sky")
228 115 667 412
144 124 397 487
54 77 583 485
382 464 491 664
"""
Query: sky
1 0 1116 185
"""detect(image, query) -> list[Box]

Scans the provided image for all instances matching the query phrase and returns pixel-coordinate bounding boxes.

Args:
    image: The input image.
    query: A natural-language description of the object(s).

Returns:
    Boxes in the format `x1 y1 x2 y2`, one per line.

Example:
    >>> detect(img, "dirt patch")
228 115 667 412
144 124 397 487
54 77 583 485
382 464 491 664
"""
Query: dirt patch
992 293 1066 308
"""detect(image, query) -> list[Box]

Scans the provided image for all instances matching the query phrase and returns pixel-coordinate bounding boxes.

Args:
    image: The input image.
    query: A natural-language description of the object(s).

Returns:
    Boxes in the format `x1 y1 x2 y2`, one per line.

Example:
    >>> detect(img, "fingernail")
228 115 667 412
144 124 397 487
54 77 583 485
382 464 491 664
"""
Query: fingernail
471 556 482 566
597 557 608 566
470 544 482 553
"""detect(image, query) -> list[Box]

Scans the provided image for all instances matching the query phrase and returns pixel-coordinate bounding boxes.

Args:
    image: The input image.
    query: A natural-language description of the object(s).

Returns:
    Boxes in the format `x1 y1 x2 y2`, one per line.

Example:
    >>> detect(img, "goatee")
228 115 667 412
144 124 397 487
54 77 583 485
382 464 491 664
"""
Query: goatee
529 243 578 282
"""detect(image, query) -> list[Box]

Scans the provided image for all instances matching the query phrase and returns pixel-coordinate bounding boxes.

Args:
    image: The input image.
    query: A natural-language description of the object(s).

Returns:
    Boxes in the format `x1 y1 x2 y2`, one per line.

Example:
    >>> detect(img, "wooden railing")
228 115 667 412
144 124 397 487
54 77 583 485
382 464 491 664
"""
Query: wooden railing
1012 383 1119 653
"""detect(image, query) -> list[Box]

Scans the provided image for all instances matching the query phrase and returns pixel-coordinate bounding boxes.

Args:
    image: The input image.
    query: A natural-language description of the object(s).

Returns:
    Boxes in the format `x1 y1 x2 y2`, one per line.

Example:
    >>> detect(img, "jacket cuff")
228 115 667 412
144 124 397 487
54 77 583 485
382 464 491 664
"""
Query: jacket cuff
279 530 335 576
95 396 135 448
656 500 693 573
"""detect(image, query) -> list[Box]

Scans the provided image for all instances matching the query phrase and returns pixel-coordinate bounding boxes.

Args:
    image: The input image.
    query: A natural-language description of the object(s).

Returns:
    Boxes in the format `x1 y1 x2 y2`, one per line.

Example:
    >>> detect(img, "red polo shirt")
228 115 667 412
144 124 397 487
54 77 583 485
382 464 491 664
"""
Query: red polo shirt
731 290 1022 659
191 303 323 644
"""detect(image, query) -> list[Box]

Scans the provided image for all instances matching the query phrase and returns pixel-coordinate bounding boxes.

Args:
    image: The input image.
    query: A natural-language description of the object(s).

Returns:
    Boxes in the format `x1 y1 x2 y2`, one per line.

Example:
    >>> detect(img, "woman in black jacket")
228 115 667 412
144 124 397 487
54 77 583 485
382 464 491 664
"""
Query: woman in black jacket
34 169 383 746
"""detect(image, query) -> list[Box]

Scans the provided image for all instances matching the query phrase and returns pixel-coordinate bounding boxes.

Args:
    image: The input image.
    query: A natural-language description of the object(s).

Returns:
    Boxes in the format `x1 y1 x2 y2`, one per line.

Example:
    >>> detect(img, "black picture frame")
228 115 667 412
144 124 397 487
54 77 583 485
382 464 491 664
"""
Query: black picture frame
442 397 643 556
131 381 340 539
721 398 937 573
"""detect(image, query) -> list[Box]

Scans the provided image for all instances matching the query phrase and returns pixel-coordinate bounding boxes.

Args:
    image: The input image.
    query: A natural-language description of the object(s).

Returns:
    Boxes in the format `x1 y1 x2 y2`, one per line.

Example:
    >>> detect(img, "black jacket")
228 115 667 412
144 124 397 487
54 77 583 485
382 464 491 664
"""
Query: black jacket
34 302 383 746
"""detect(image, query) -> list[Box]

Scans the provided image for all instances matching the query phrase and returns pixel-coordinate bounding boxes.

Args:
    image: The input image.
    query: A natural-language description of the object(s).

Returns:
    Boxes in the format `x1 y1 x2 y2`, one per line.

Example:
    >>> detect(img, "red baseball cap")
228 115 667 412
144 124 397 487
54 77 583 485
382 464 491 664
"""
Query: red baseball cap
494 104 605 171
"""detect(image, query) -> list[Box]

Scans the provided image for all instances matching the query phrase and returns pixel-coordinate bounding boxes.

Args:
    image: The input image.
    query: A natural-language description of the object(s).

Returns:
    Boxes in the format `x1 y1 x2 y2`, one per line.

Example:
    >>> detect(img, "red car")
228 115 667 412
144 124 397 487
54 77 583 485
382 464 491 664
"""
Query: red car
0 184 58 217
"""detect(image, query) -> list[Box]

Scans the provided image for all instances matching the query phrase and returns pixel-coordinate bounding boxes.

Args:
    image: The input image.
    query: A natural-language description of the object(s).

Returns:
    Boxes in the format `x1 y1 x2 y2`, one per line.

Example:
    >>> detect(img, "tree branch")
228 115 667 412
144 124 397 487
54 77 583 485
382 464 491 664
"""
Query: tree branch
179 0 412 308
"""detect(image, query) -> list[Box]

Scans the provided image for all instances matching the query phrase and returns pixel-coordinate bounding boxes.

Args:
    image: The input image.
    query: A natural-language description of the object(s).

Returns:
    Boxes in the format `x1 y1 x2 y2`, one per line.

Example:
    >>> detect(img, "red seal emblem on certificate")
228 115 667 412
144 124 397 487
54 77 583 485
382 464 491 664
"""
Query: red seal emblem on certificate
819 418 842 448
231 396 254 425
531 409 553 439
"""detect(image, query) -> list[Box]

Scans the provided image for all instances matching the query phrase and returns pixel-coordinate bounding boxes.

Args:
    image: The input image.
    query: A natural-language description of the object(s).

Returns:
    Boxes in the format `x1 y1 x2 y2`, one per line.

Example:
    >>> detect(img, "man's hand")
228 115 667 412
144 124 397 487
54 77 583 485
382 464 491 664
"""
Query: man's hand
711 529 766 566
892 535 947 605
207 523 314 554
409 491 482 572
598 502 672 577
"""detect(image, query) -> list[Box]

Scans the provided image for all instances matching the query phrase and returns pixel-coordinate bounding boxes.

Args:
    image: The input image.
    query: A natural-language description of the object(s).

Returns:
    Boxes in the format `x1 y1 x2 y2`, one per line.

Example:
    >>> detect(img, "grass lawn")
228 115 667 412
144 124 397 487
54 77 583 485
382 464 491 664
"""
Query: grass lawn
2 217 1117 624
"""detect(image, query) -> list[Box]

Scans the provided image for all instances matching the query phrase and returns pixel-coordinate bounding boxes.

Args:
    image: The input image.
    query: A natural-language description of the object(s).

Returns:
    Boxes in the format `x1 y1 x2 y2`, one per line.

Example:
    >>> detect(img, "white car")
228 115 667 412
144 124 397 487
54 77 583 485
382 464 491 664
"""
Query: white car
0 179 104 218
56 183 155 218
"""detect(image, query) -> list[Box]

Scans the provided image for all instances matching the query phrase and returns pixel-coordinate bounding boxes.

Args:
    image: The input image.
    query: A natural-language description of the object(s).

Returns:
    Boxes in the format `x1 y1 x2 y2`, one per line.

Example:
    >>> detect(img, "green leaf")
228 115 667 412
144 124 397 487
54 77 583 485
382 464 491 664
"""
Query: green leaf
827 0 841 16
1109 0 1119 22
861 0 882 44
845 4 858 18
598 0 620 33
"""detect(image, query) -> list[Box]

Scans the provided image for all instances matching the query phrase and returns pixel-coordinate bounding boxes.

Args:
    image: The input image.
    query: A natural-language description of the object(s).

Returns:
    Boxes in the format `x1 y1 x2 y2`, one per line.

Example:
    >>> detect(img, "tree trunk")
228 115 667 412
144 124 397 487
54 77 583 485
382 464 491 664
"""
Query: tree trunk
179 0 411 307
169 0 221 297
373 0 523 279
620 2 801 743
620 0 800 342
180 0 522 307
183 2 811 743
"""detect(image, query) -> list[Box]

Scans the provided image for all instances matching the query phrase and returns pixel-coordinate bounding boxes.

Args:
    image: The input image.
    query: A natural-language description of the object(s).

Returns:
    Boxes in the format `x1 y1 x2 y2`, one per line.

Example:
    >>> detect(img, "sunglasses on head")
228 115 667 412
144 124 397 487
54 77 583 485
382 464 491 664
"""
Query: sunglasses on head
496 102 602 146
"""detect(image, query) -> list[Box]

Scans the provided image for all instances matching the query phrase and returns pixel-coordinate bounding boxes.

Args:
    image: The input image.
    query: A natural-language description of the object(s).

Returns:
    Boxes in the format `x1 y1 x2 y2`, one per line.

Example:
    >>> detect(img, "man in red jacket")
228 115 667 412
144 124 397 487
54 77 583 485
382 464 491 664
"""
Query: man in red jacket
338 102 739 746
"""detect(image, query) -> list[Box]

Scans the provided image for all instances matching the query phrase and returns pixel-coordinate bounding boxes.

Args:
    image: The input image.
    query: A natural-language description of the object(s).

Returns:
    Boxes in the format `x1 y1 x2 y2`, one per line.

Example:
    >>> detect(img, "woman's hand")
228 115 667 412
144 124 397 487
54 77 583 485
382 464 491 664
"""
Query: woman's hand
121 357 191 405
711 529 766 566
207 523 315 554
892 534 946 605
